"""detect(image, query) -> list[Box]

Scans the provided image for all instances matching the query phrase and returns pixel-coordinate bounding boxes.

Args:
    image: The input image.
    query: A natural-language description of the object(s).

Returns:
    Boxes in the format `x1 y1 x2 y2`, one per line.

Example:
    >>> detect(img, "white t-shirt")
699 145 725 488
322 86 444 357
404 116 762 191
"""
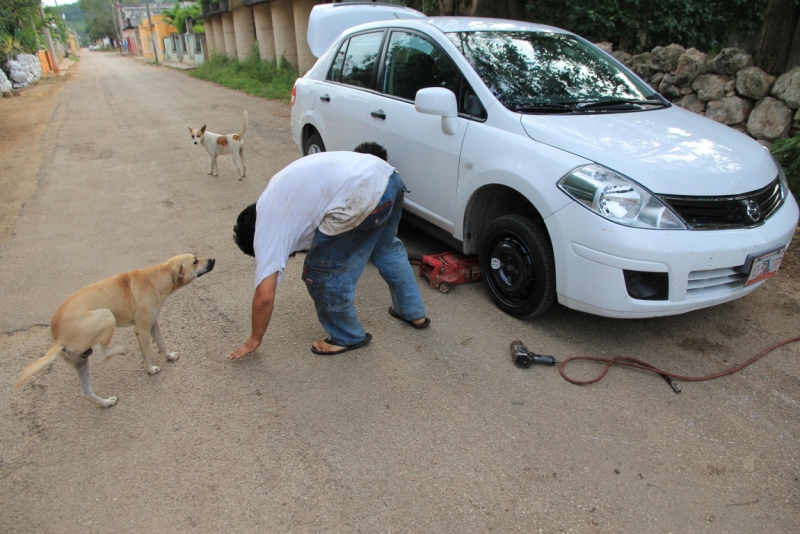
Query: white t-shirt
253 151 394 288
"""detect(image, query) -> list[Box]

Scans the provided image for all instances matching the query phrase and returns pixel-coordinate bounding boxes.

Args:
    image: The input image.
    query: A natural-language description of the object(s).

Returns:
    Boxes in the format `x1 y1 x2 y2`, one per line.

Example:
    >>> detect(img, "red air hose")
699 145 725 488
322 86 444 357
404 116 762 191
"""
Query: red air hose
559 335 800 386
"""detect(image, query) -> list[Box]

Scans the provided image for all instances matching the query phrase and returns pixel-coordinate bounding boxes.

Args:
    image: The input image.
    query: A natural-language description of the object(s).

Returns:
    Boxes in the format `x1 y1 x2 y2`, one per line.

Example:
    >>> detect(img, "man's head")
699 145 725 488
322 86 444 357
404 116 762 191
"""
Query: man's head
233 203 257 257
354 142 388 162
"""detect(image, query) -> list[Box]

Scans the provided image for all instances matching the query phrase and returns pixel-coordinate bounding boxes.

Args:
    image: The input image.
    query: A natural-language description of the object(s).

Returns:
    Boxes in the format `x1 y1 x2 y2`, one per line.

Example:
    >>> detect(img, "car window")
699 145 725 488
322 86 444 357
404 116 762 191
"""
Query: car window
340 31 384 89
382 31 459 101
326 39 347 82
447 31 658 111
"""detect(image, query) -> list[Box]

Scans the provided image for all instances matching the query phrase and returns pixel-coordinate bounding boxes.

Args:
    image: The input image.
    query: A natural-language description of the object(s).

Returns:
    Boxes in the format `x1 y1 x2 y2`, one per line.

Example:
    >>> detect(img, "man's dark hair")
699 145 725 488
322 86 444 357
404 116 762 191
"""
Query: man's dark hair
354 141 388 162
233 203 257 257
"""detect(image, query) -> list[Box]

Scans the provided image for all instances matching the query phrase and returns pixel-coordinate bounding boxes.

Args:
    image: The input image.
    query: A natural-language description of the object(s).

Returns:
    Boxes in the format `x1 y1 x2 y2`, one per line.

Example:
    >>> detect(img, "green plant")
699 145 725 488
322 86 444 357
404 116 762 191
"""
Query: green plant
189 44 299 102
771 135 800 201
525 0 768 52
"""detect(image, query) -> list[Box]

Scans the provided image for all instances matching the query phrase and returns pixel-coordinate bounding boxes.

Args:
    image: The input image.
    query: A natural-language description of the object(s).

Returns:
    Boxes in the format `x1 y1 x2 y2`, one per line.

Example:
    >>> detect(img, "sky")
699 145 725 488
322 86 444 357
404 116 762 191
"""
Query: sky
42 0 80 6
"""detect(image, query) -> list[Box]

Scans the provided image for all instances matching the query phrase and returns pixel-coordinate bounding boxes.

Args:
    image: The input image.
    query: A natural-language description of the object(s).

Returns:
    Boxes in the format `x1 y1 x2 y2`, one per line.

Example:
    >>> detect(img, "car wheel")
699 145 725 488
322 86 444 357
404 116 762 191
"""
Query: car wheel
304 133 326 156
479 214 556 318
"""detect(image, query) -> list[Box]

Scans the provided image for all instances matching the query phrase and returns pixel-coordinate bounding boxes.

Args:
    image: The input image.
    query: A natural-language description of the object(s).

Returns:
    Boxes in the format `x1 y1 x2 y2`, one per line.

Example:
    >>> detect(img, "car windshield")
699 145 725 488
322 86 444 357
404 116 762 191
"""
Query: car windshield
446 31 660 112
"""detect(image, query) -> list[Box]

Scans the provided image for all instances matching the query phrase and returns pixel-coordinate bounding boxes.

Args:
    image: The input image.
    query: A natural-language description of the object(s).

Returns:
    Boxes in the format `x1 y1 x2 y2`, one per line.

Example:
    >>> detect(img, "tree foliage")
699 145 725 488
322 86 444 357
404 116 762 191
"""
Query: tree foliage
0 0 43 57
80 0 117 41
162 1 204 34
524 0 768 52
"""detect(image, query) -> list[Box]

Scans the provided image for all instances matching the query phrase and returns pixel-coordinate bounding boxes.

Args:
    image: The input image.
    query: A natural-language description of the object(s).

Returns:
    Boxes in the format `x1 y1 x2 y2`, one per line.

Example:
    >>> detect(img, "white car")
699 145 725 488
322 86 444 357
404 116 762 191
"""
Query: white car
291 3 799 319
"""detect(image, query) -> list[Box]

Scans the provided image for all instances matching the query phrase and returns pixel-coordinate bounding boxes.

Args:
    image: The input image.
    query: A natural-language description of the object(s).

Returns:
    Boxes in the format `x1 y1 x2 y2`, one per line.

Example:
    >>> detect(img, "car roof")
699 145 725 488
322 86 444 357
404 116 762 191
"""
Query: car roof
307 4 572 58
425 16 569 35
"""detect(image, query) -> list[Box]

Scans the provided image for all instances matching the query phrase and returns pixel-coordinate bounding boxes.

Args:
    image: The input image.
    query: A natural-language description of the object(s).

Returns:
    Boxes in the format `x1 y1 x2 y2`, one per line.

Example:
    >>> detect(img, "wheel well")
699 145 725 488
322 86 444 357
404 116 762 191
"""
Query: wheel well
462 185 544 254
301 124 320 150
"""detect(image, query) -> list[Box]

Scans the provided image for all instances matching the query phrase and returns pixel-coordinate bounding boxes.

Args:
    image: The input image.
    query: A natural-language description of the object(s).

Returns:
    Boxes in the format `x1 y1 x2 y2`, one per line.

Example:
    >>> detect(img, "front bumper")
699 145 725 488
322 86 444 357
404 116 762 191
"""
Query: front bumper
545 195 799 318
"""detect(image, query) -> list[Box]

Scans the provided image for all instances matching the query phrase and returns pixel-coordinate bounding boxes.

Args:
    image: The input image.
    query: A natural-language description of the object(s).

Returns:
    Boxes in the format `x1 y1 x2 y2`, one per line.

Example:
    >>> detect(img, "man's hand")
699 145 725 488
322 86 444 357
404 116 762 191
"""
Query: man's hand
228 273 278 361
228 336 262 360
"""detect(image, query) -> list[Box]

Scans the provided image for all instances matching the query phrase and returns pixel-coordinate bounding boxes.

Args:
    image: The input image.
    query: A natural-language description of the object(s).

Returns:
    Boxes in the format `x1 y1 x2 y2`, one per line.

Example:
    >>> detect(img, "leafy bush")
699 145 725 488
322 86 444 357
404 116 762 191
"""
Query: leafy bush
771 135 800 201
189 45 298 103
525 0 767 52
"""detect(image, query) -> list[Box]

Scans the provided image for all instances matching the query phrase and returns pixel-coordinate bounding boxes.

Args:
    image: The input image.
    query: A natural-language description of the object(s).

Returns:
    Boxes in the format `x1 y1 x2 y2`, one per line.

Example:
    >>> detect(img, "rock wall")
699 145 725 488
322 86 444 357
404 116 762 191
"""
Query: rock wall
600 43 800 146
4 53 44 90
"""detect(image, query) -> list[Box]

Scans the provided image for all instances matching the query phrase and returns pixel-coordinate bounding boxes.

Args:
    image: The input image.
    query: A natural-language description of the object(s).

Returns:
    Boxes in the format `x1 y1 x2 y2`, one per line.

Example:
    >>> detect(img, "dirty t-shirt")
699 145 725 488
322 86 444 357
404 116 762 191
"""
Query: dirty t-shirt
254 151 393 288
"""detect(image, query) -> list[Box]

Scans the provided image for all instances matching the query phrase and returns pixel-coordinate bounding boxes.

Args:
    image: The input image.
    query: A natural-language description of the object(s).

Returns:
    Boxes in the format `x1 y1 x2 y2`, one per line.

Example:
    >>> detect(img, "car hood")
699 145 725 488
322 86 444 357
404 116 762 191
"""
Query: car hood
520 105 777 196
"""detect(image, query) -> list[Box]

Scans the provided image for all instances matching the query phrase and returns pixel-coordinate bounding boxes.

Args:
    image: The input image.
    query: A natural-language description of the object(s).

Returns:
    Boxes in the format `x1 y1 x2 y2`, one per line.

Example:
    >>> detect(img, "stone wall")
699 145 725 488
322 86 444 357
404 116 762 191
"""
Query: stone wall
4 54 43 91
598 43 800 146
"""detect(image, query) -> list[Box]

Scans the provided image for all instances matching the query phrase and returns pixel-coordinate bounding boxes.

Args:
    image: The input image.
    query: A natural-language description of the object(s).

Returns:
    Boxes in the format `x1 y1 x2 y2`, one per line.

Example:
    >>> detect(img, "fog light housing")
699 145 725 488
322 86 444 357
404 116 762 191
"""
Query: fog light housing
623 270 669 300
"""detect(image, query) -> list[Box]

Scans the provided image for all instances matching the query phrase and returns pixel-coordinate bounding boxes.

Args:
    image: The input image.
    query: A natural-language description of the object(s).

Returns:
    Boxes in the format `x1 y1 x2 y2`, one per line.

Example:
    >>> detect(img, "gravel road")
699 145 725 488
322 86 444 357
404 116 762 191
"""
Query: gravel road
1 50 799 533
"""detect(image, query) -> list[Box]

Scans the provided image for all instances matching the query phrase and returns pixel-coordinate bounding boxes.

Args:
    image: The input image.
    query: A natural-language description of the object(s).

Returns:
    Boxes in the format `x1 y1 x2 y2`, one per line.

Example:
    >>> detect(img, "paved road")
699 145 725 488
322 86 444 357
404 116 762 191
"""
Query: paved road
1 51 799 532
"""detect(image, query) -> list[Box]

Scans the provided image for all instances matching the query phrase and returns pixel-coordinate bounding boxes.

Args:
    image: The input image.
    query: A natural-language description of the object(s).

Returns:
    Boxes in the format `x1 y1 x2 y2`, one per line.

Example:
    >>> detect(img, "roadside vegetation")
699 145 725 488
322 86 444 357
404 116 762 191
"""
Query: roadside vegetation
772 136 800 201
189 46 298 103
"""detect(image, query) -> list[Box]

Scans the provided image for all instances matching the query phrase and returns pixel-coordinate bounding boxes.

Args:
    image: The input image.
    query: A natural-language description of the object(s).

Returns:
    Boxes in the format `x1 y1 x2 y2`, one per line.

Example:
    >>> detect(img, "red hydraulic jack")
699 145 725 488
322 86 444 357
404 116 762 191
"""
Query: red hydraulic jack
408 252 482 293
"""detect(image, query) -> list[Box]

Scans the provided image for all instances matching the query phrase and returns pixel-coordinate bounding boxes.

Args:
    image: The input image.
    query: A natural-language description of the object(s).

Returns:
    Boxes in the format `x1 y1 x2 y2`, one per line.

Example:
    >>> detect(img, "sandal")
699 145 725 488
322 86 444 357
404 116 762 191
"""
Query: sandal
388 307 430 329
310 333 372 355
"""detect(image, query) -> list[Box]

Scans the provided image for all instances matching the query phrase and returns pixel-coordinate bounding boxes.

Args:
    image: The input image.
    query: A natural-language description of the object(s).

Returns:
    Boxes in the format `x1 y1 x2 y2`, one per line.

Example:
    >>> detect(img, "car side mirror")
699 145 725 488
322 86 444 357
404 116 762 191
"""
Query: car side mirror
415 88 459 135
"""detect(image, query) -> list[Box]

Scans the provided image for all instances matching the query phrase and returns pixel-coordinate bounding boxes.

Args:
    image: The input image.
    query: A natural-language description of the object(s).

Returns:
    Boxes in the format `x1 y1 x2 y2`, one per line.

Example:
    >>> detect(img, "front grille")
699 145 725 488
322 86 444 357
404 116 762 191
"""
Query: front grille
686 267 747 298
660 177 783 230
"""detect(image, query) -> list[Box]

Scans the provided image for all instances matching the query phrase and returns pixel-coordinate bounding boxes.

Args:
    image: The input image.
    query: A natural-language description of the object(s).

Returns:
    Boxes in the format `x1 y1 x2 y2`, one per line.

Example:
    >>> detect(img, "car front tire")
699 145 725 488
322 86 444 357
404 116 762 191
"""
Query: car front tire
304 133 326 156
479 214 556 318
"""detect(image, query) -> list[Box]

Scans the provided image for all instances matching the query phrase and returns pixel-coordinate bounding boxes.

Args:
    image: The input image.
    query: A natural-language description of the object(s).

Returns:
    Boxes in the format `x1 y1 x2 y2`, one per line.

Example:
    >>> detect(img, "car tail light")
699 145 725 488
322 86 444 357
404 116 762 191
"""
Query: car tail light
291 84 296 107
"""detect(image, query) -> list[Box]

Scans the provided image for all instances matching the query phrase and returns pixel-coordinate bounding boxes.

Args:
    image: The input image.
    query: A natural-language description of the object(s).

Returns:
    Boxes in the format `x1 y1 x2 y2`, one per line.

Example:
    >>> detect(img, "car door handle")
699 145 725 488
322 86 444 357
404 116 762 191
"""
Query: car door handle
370 109 386 120
320 94 330 102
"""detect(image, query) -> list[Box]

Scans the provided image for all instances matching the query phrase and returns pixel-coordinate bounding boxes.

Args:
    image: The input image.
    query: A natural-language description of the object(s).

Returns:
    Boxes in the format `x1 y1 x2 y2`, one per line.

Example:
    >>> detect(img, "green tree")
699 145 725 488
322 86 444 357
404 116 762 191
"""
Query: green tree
0 0 42 57
524 0 767 52
79 0 117 42
163 1 204 34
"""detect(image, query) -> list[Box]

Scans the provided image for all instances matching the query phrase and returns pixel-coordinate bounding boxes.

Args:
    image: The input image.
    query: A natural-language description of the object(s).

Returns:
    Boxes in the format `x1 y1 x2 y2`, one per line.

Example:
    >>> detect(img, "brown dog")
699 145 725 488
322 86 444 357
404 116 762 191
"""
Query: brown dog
15 254 216 407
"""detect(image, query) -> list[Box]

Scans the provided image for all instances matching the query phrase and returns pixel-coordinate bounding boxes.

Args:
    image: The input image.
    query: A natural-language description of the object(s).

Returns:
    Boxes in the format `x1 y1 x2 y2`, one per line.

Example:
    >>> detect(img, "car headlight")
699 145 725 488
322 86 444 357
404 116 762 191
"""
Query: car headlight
558 164 686 230
773 156 790 199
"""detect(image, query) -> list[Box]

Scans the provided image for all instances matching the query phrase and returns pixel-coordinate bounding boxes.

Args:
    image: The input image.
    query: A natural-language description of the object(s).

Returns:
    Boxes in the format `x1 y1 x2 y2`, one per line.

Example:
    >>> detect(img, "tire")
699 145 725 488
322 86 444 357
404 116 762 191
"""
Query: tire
479 214 556 318
304 133 326 156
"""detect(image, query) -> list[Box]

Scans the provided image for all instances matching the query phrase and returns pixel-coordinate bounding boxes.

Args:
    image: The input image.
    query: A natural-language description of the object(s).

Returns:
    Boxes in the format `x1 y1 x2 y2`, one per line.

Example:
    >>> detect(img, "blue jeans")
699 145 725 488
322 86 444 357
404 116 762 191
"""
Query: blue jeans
302 172 426 346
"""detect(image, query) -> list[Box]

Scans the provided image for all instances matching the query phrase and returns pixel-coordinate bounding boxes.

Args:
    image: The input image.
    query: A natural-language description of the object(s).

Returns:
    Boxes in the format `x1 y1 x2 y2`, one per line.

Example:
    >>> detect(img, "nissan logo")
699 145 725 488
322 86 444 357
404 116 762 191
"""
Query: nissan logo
745 199 762 222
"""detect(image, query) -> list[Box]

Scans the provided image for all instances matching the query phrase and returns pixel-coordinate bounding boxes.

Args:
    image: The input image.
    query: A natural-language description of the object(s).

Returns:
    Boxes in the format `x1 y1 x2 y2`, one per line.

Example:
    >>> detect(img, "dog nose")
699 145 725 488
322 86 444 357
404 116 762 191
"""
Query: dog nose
207 258 216 270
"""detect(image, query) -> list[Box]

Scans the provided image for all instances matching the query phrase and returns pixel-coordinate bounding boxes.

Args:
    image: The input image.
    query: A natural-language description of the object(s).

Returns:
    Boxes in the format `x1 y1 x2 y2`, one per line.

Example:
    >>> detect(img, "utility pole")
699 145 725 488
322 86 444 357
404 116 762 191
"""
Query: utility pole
109 1 123 54
144 0 159 63
38 7 60 74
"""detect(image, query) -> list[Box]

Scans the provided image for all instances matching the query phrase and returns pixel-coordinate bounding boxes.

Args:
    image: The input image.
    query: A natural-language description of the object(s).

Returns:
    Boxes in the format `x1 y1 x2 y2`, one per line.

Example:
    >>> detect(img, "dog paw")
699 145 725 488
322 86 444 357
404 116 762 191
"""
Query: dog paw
101 397 118 408
167 352 179 362
147 365 161 375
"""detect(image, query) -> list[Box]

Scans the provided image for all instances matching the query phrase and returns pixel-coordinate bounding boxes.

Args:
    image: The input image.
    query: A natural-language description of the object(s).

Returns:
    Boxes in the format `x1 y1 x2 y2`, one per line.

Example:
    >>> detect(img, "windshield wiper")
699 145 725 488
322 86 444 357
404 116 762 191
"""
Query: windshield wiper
509 102 575 114
574 99 666 111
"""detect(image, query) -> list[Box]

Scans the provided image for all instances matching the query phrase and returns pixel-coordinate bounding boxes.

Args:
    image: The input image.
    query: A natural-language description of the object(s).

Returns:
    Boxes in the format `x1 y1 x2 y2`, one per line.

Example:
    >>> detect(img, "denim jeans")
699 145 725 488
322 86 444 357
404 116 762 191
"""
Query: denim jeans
302 172 426 347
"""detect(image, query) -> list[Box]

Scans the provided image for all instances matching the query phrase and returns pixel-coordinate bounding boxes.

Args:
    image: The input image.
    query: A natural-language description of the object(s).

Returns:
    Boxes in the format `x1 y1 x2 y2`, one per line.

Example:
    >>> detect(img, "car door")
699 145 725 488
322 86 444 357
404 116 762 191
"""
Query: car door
365 30 468 233
314 30 385 152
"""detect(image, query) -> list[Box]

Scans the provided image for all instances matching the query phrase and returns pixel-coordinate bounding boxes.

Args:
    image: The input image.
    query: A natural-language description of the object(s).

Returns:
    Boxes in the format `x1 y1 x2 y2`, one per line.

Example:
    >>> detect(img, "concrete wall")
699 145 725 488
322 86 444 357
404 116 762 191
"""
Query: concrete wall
222 12 237 57
212 14 226 55
253 3 276 62
292 0 316 74
271 0 298 67
205 17 217 53
232 5 256 60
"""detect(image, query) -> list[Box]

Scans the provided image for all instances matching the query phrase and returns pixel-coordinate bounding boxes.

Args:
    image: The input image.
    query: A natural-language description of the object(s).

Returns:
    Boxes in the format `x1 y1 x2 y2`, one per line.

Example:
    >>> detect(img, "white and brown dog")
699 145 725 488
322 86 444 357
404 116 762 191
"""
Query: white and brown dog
15 254 215 408
189 111 248 180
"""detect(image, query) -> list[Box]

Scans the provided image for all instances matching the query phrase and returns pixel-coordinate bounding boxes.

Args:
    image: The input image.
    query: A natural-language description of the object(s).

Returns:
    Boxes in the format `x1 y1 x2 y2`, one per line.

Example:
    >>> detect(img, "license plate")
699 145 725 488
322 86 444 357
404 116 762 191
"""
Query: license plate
745 247 785 286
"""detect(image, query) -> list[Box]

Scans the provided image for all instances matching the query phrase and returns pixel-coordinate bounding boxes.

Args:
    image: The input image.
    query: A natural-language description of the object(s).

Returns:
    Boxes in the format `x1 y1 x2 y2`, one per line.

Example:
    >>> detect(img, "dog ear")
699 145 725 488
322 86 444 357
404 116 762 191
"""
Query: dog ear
201 125 206 133
170 259 185 284
188 127 193 133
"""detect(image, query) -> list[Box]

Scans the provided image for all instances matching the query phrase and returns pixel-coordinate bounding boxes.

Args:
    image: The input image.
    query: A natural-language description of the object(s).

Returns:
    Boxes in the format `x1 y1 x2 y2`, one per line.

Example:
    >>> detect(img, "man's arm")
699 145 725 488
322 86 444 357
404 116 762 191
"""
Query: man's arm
228 272 278 360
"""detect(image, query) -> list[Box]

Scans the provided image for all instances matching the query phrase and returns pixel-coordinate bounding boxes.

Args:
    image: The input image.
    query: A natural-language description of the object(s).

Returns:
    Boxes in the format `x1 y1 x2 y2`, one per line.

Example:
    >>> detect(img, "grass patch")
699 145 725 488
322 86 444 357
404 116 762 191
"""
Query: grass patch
189 46 298 103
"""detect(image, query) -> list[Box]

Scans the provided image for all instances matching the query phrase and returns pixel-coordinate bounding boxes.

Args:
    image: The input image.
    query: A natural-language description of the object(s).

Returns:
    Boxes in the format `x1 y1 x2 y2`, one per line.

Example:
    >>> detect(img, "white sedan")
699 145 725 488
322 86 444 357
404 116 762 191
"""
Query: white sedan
291 3 798 319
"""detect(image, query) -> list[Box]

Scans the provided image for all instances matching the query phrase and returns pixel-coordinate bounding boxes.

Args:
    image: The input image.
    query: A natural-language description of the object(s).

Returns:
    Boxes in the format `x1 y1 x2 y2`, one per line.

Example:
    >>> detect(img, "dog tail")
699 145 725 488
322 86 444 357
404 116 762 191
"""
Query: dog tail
240 111 248 139
15 343 63 390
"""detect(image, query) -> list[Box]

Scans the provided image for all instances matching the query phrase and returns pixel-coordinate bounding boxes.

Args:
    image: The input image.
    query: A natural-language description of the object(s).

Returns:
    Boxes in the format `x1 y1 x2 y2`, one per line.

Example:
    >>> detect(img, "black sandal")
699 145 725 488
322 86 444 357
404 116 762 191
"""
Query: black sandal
388 307 430 329
310 333 372 355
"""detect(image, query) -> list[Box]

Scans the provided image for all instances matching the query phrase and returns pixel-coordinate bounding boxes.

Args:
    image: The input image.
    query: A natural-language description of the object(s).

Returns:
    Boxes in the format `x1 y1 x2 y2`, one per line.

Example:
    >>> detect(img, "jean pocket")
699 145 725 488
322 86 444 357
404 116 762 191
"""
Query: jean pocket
356 200 393 232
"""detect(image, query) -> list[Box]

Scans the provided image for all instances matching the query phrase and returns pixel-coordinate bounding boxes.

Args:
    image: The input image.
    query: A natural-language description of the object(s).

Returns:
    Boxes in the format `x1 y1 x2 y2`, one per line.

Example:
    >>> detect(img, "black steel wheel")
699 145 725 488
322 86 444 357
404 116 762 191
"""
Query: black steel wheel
479 214 556 318
304 133 326 156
